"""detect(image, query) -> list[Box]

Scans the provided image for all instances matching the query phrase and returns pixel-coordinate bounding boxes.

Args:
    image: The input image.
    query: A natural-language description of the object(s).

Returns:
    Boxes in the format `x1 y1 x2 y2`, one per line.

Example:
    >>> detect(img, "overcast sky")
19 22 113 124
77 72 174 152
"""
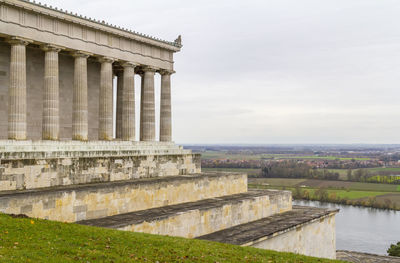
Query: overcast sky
41 0 400 144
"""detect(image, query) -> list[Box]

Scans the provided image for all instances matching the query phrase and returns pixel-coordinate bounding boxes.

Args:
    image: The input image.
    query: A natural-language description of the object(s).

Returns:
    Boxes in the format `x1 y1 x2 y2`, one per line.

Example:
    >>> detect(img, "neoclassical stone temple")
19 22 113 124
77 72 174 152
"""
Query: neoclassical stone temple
0 0 339 260
0 0 177 142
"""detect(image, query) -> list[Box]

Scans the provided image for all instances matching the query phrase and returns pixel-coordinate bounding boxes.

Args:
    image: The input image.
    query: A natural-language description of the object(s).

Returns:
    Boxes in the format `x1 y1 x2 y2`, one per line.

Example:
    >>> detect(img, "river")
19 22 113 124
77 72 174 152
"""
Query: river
293 200 400 255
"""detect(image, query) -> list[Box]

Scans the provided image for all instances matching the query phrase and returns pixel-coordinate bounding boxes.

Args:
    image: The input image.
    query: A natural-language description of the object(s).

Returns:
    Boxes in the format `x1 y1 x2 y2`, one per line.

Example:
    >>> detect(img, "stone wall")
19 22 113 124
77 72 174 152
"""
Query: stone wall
0 173 247 222
0 153 200 191
251 213 336 259
119 191 292 238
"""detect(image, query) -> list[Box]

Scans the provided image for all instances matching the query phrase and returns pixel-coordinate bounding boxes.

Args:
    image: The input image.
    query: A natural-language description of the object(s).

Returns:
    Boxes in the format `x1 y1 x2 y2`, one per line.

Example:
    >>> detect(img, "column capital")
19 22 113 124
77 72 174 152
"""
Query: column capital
71 50 92 58
41 44 63 52
6 36 32 46
121 61 138 69
142 66 158 73
97 56 115 63
159 69 175 76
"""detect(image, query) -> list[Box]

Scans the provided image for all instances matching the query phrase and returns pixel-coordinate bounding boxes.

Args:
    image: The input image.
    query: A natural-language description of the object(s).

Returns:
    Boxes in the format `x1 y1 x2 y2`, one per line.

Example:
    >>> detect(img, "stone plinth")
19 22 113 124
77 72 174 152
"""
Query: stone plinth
0 141 201 191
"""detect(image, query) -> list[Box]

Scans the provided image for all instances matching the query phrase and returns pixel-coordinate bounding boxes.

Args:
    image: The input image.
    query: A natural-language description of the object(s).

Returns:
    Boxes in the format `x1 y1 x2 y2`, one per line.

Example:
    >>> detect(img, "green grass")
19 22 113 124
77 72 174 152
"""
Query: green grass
250 184 390 200
0 213 343 263
365 167 400 172
325 190 388 199
249 178 400 192
249 178 307 187
350 182 399 192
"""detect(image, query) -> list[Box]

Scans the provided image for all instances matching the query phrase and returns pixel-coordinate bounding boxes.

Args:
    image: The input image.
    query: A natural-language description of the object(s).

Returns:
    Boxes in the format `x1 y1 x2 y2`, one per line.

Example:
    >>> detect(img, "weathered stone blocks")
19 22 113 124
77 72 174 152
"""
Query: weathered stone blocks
0 173 247 222
79 190 292 238
0 141 201 191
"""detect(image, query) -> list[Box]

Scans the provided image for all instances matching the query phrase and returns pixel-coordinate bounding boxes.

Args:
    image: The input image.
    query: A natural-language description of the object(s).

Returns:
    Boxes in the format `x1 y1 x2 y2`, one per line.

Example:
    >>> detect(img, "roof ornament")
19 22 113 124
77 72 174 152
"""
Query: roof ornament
174 35 182 45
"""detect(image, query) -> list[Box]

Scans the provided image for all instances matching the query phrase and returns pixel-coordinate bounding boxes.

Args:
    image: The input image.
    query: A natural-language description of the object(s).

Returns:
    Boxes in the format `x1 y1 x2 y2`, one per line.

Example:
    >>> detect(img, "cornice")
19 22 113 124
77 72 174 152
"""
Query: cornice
1 0 182 52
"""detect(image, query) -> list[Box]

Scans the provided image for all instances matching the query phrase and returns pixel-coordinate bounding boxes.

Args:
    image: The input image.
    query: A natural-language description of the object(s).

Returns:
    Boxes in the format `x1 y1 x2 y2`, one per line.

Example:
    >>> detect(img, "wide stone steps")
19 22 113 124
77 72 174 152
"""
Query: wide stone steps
0 173 247 222
77 189 292 238
197 206 338 258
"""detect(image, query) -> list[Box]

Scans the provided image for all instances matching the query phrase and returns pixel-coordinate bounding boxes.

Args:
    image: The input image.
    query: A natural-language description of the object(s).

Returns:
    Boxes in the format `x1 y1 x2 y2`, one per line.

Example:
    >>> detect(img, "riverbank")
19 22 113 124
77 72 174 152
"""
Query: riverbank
249 178 400 210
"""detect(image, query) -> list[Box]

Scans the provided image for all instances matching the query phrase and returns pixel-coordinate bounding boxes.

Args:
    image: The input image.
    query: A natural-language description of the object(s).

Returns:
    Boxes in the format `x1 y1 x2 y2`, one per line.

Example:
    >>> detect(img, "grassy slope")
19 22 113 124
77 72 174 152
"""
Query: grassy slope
0 214 343 263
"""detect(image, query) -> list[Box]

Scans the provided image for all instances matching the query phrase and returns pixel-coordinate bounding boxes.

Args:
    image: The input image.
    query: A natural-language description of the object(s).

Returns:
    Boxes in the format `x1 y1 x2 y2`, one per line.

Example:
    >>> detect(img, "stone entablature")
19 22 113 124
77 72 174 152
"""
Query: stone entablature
0 0 180 70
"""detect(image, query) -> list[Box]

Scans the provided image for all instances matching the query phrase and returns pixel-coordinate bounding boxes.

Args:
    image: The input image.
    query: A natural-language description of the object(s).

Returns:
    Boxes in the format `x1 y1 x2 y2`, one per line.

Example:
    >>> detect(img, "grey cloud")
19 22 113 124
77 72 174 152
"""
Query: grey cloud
42 0 400 143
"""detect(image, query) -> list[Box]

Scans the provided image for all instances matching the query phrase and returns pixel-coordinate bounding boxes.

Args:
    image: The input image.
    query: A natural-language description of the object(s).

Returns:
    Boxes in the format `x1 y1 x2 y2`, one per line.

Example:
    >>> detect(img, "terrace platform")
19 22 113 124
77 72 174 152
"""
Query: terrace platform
78 189 292 238
0 172 247 222
198 206 339 259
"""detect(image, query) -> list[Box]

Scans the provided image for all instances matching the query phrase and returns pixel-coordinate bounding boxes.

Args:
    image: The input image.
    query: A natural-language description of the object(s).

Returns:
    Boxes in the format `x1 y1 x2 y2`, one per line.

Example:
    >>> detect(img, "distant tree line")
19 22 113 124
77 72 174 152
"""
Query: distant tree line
201 159 261 169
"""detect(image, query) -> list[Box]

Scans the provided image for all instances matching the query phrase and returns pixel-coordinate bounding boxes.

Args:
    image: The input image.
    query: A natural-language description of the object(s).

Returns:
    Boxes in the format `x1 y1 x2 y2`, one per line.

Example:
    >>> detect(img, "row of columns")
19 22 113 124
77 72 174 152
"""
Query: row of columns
6 37 173 142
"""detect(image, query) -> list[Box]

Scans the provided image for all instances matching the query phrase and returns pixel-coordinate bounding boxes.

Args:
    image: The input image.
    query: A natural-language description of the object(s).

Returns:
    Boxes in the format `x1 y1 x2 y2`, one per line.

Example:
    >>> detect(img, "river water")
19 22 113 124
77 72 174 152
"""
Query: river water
293 200 400 255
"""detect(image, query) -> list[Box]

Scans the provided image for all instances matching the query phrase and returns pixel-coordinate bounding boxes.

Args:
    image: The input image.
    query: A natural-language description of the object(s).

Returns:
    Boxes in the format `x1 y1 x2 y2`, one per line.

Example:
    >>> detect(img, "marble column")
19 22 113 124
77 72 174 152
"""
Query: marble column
121 62 137 141
72 51 90 141
140 67 156 141
115 70 123 139
7 37 30 140
159 70 173 142
42 44 61 140
98 57 114 140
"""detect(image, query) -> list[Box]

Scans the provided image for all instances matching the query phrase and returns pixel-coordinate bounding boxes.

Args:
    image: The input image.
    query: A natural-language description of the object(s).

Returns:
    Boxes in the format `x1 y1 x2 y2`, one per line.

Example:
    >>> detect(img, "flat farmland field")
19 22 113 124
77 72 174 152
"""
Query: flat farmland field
249 178 307 186
249 178 400 192
250 177 400 210
202 167 261 175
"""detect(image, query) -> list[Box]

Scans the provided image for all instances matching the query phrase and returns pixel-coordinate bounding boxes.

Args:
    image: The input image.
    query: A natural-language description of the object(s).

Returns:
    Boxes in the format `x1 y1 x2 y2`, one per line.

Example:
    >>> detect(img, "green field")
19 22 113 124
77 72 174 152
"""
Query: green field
0 213 342 263
365 167 400 172
202 167 261 175
250 178 307 186
249 177 400 209
250 184 392 200
326 167 400 175
249 178 400 192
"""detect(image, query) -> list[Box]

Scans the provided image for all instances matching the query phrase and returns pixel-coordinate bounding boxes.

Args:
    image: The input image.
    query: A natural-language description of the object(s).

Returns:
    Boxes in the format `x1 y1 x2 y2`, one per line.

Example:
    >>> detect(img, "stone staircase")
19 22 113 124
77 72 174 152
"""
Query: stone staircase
0 143 338 259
